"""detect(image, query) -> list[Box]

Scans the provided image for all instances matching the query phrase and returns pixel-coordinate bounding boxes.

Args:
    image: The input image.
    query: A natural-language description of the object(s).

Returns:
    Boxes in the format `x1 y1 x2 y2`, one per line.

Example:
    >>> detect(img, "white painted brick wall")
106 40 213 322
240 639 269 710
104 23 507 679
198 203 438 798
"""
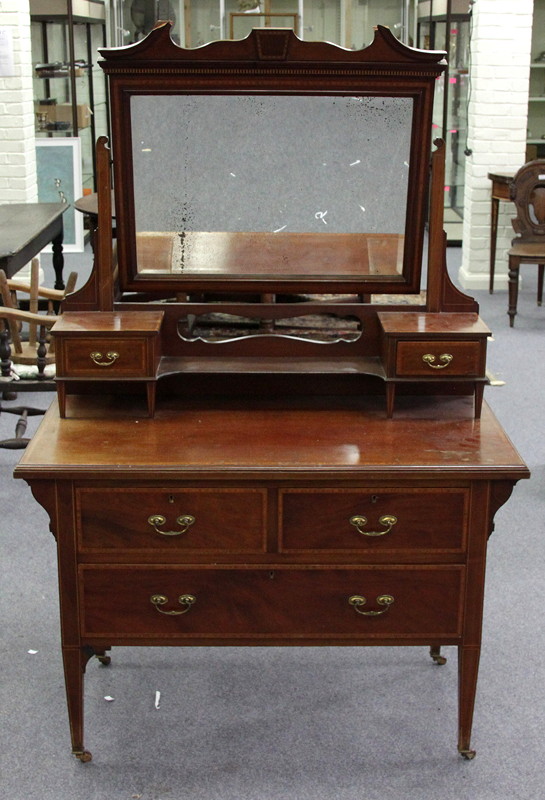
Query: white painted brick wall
459 0 534 291
0 0 37 204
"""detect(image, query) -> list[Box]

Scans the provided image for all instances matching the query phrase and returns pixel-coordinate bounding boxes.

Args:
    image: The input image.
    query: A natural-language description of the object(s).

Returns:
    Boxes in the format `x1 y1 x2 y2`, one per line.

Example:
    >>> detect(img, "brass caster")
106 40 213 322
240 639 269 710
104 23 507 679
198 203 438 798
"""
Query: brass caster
73 749 93 763
459 748 476 760
429 646 447 666
96 655 111 666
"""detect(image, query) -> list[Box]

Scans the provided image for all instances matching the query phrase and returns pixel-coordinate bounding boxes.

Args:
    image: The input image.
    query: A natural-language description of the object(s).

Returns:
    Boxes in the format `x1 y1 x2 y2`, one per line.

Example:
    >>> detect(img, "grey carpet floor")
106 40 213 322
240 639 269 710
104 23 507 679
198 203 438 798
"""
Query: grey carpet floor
0 251 543 800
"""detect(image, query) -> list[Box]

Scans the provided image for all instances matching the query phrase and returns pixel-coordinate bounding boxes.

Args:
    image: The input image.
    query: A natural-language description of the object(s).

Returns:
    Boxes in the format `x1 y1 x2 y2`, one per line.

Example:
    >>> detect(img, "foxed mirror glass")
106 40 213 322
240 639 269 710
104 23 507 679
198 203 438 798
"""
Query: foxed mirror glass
100 24 445 296
130 94 412 281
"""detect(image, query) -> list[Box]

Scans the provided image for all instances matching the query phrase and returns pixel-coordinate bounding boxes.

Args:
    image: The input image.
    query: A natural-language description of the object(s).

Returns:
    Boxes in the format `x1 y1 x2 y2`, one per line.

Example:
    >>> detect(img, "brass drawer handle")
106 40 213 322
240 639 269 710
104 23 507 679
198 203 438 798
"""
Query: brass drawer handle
150 593 196 615
422 352 453 370
349 514 397 537
348 594 395 616
148 514 196 536
90 351 119 367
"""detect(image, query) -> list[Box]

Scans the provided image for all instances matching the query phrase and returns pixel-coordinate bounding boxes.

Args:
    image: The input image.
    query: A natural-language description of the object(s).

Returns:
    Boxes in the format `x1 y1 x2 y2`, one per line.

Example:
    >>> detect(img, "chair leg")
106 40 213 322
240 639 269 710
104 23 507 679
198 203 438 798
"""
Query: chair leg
538 264 544 307
508 256 519 327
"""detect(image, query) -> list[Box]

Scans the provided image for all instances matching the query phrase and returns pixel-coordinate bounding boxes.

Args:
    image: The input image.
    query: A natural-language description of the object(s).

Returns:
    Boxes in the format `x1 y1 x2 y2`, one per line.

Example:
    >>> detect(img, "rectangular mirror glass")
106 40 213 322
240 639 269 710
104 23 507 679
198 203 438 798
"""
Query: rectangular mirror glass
130 94 412 281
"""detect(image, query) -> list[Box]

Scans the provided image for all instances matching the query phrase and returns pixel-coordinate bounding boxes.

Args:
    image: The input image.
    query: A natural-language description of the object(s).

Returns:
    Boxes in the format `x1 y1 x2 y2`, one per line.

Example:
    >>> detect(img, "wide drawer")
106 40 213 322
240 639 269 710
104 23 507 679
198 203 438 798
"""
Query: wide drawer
395 340 483 377
57 337 152 377
76 487 267 553
79 565 464 640
280 489 468 552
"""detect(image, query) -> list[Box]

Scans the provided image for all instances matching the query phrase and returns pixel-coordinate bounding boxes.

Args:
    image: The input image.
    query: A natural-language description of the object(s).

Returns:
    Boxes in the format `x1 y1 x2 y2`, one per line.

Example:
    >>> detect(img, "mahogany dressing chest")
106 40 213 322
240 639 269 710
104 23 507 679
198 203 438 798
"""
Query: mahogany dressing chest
14 23 529 762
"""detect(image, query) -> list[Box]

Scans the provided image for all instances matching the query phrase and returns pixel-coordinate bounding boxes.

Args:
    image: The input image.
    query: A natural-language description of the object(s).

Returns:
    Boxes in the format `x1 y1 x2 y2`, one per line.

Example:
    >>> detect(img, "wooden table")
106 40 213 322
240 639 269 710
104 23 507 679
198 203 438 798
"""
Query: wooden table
0 202 67 289
14 394 529 762
487 171 515 294
74 191 116 244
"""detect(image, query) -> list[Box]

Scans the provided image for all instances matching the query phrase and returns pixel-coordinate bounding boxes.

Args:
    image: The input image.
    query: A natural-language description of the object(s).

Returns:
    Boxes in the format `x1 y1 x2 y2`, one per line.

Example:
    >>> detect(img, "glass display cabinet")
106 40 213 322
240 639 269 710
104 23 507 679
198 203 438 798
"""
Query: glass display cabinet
14 22 529 766
30 0 109 192
528 0 545 160
110 1 414 50
417 0 470 243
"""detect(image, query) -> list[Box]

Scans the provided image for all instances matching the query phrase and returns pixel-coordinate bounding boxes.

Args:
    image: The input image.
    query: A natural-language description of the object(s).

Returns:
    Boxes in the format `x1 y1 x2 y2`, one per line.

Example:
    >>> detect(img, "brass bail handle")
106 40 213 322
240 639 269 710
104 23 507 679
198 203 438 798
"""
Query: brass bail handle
148 514 196 536
90 351 119 367
348 594 395 616
349 514 397 537
150 594 196 615
422 352 453 370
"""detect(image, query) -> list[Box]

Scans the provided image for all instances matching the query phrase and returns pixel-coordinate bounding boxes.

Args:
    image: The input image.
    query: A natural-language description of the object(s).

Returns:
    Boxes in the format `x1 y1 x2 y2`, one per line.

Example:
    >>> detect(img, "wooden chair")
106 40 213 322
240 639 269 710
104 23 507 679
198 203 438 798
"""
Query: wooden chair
0 258 77 380
507 160 545 326
0 259 77 448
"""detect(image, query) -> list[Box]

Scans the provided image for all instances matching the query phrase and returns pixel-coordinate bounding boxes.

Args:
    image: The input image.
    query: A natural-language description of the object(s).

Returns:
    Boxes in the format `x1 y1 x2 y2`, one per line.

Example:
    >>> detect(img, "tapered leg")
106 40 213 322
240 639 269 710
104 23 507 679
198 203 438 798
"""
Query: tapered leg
57 382 66 418
457 644 480 759
489 197 499 293
507 257 519 327
474 382 485 419
62 645 92 762
537 264 544 306
146 381 156 418
385 382 395 418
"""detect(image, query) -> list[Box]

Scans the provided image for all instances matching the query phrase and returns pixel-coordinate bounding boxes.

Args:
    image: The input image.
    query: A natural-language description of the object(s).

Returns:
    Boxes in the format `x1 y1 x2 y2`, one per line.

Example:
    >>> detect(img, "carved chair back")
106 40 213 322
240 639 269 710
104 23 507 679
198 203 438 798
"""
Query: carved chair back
510 159 545 243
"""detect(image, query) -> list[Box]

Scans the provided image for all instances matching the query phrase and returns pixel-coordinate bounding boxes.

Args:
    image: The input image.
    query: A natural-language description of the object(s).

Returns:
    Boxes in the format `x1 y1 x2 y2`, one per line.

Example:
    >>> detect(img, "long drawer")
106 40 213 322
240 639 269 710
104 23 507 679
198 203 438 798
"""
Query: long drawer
79 565 464 640
280 488 468 552
76 488 267 553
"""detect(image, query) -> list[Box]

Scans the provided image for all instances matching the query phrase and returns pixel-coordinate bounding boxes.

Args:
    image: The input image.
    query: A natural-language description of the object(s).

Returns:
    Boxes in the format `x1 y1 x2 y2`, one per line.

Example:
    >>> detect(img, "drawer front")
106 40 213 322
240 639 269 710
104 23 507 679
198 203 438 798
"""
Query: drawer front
395 340 483 377
77 487 267 553
58 337 150 377
80 565 464 640
280 489 467 553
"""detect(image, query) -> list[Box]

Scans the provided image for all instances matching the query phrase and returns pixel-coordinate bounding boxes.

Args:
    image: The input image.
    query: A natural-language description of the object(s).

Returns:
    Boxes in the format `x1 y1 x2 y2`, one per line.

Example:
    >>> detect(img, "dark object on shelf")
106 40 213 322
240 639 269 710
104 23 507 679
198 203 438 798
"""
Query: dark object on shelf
46 121 71 131
534 50 545 62
37 97 57 105
35 60 64 72
35 60 90 78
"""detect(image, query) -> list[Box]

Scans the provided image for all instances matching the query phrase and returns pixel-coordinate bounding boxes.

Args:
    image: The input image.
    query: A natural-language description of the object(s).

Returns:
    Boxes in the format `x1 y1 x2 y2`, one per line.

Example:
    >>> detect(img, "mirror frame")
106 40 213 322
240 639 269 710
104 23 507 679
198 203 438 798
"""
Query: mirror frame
99 23 445 296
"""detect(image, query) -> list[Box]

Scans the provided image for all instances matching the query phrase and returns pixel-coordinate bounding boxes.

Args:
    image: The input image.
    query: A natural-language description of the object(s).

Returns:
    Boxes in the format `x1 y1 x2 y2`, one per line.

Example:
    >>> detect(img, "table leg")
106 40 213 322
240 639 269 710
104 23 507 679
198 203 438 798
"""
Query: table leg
489 197 500 294
508 257 519 327
457 644 480 759
62 645 92 762
51 228 65 291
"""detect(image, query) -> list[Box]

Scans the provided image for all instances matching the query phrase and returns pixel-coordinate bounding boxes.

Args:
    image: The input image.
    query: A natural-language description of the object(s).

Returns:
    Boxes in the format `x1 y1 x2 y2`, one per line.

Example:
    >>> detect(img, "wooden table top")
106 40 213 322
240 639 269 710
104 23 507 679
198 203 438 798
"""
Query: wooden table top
0 202 66 262
15 396 529 482
487 171 515 184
